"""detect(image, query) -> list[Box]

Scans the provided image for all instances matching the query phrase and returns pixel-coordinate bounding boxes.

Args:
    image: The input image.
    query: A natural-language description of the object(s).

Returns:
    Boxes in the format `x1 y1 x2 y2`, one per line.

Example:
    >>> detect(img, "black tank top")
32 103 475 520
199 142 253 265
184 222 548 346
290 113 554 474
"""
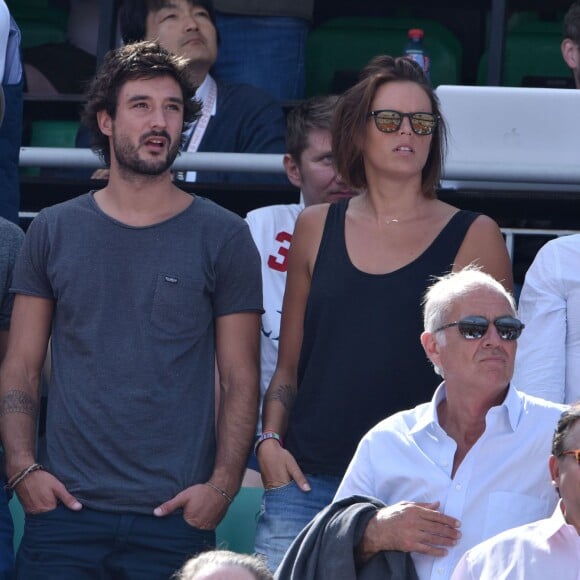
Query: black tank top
285 199 479 476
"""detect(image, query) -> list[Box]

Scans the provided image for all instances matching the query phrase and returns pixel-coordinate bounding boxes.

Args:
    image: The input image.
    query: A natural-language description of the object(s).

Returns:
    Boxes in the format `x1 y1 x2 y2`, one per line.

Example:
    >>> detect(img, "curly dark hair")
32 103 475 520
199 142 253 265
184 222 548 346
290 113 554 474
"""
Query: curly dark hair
332 54 447 197
81 41 200 165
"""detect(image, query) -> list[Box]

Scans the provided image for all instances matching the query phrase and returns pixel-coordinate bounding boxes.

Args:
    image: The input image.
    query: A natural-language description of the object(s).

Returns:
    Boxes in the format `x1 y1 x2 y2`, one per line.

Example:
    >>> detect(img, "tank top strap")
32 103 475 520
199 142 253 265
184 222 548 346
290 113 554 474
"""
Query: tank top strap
313 198 350 273
431 209 480 258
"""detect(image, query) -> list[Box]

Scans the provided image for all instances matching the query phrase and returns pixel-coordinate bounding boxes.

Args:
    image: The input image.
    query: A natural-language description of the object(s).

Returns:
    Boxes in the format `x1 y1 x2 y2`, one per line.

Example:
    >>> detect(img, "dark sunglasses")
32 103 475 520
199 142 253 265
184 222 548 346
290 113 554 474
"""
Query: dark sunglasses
435 315 524 341
559 449 580 465
368 109 438 135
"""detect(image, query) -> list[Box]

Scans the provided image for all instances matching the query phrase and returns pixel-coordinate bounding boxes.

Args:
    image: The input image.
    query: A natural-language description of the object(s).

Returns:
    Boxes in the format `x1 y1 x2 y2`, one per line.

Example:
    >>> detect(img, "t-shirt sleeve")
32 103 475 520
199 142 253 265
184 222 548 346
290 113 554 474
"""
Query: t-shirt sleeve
11 212 55 300
213 222 263 317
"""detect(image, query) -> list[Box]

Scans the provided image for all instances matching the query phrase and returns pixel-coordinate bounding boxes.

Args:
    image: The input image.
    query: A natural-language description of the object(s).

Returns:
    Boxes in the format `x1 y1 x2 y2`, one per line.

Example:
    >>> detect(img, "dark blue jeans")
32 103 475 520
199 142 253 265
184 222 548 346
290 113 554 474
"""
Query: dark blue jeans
212 14 309 101
16 505 214 579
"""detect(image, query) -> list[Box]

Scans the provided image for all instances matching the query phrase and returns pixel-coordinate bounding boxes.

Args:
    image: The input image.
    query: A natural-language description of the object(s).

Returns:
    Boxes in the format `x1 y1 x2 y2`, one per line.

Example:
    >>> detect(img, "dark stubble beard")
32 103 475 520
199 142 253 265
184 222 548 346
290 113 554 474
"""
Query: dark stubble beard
113 130 181 177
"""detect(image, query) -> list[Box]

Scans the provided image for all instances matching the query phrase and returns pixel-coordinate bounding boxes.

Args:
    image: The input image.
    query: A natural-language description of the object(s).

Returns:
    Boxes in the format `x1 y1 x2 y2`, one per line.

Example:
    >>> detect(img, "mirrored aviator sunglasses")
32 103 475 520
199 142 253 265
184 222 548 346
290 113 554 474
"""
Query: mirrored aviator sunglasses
368 109 438 135
435 316 524 341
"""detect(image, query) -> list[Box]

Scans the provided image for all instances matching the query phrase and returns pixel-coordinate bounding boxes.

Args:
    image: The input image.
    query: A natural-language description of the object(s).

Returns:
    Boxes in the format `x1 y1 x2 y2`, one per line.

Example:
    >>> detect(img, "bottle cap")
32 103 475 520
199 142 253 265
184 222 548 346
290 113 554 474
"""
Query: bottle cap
408 28 425 39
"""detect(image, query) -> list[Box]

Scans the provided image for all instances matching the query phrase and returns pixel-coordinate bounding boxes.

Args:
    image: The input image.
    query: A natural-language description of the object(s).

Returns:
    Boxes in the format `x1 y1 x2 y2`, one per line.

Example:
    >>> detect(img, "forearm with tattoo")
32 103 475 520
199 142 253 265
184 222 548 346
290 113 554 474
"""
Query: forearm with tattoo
265 384 297 411
0 390 38 418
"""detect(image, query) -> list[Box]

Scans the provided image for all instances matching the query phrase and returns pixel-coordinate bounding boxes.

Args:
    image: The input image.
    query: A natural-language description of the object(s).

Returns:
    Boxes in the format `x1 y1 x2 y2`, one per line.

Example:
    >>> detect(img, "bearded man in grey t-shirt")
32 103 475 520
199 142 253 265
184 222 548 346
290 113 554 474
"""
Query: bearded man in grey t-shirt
0 41 262 580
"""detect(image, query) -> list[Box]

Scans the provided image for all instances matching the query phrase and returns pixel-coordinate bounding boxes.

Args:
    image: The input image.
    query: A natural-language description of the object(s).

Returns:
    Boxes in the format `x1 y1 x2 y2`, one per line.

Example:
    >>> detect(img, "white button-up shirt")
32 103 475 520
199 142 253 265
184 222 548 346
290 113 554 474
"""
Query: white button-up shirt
334 384 566 580
512 234 580 404
451 501 580 579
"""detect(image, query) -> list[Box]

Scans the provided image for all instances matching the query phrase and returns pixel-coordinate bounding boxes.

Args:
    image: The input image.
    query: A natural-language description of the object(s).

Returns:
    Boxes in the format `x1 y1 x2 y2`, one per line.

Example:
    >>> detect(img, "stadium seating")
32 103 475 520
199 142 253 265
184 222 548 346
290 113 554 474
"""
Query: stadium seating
477 11 570 86
305 17 462 96
216 486 263 554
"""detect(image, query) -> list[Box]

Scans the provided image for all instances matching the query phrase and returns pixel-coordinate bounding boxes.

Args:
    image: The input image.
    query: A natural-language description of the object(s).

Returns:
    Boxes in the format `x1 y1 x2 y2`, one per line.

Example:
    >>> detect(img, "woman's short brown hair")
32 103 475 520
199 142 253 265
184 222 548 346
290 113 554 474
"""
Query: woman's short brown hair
332 55 447 197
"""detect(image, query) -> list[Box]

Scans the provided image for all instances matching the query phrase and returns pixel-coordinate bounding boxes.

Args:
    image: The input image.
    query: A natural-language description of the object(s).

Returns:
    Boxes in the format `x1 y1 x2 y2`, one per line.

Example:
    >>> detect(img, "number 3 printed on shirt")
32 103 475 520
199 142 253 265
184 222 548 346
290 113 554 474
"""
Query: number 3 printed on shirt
267 231 292 272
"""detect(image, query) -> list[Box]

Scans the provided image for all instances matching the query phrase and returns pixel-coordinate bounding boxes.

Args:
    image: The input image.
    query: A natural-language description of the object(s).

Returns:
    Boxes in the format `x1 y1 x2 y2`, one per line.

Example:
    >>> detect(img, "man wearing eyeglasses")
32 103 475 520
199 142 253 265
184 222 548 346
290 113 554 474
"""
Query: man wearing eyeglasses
330 267 567 580
451 404 580 579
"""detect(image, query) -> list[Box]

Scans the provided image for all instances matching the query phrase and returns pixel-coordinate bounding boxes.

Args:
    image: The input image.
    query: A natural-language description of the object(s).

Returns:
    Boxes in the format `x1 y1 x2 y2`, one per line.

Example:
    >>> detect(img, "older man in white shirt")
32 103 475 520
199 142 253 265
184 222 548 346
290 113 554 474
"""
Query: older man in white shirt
451 403 580 580
334 268 567 580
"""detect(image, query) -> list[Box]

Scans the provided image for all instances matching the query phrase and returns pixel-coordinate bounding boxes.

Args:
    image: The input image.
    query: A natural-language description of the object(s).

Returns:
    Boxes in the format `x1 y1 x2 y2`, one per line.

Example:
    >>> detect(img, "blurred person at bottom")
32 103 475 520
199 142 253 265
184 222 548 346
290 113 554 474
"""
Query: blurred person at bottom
174 550 273 580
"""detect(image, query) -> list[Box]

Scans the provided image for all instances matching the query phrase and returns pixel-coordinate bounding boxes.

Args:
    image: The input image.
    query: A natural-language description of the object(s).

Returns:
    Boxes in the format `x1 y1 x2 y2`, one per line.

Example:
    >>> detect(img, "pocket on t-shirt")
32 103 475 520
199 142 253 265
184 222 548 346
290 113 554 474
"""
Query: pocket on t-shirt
483 491 550 538
150 273 211 338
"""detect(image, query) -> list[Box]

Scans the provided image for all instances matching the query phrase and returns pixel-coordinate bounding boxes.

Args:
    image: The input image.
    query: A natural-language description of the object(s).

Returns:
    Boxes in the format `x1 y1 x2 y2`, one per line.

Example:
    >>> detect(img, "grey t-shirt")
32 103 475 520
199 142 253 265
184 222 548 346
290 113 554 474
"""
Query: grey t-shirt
12 193 262 513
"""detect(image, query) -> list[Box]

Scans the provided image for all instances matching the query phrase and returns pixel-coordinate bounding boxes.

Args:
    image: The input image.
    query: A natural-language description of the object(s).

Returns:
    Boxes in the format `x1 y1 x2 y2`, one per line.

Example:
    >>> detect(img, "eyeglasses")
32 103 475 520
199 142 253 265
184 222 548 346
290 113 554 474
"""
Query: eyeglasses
434 316 524 341
559 449 580 464
368 110 438 135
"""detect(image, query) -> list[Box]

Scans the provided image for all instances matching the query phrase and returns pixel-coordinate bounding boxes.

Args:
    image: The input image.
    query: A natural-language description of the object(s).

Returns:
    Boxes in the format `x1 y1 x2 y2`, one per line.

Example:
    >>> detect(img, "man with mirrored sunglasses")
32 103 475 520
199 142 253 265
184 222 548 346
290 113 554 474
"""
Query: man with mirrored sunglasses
451 403 580 579
434 315 524 341
331 267 567 580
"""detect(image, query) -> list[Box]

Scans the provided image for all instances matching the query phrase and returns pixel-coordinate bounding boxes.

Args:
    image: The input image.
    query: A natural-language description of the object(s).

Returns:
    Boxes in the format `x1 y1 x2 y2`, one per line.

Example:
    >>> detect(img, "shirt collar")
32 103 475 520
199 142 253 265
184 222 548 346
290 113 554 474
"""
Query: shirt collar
410 382 446 434
410 382 522 435
501 384 523 432
543 500 579 540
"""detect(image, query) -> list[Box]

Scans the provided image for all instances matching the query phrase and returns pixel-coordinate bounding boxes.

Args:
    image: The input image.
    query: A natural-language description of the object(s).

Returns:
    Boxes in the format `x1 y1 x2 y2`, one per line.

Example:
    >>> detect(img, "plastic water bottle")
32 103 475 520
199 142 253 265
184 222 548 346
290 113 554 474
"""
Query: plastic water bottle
404 28 430 78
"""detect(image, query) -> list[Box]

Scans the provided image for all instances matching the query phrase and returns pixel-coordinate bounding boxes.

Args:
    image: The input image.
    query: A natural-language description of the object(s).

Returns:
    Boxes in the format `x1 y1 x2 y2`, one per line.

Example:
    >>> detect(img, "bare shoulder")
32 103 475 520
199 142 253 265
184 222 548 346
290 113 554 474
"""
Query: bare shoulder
291 203 330 250
296 203 331 230
283 203 332 277
466 213 503 235
454 212 513 291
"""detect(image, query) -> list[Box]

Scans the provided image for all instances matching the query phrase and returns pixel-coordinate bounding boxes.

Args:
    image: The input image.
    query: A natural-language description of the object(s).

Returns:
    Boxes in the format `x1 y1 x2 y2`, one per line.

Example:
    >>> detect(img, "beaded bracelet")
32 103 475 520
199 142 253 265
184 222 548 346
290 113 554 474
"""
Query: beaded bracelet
205 481 233 504
5 463 44 491
254 431 283 456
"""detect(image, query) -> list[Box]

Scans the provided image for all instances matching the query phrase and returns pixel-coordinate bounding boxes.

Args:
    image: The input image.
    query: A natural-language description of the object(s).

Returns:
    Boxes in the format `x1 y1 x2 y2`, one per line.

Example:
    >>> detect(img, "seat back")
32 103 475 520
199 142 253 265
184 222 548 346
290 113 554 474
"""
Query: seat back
306 17 462 96
30 119 80 148
216 487 263 554
23 119 80 176
6 0 68 49
478 12 570 86
8 494 24 553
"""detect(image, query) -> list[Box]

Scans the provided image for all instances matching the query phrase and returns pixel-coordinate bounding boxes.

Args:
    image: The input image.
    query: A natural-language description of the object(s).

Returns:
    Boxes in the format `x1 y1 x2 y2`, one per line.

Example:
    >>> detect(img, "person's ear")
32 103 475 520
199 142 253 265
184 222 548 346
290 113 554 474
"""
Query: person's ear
421 331 441 367
97 109 113 136
284 154 302 189
549 454 561 491
561 39 580 70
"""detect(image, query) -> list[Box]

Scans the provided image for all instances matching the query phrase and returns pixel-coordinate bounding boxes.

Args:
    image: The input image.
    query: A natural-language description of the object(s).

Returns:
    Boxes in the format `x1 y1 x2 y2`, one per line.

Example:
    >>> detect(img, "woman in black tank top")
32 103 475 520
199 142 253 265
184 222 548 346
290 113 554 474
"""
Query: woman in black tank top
254 55 513 571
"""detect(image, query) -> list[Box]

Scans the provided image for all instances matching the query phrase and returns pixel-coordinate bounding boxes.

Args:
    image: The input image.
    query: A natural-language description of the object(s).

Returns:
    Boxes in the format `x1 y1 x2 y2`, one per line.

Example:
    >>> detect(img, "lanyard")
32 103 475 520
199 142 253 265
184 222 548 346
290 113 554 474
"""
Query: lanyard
177 76 217 182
